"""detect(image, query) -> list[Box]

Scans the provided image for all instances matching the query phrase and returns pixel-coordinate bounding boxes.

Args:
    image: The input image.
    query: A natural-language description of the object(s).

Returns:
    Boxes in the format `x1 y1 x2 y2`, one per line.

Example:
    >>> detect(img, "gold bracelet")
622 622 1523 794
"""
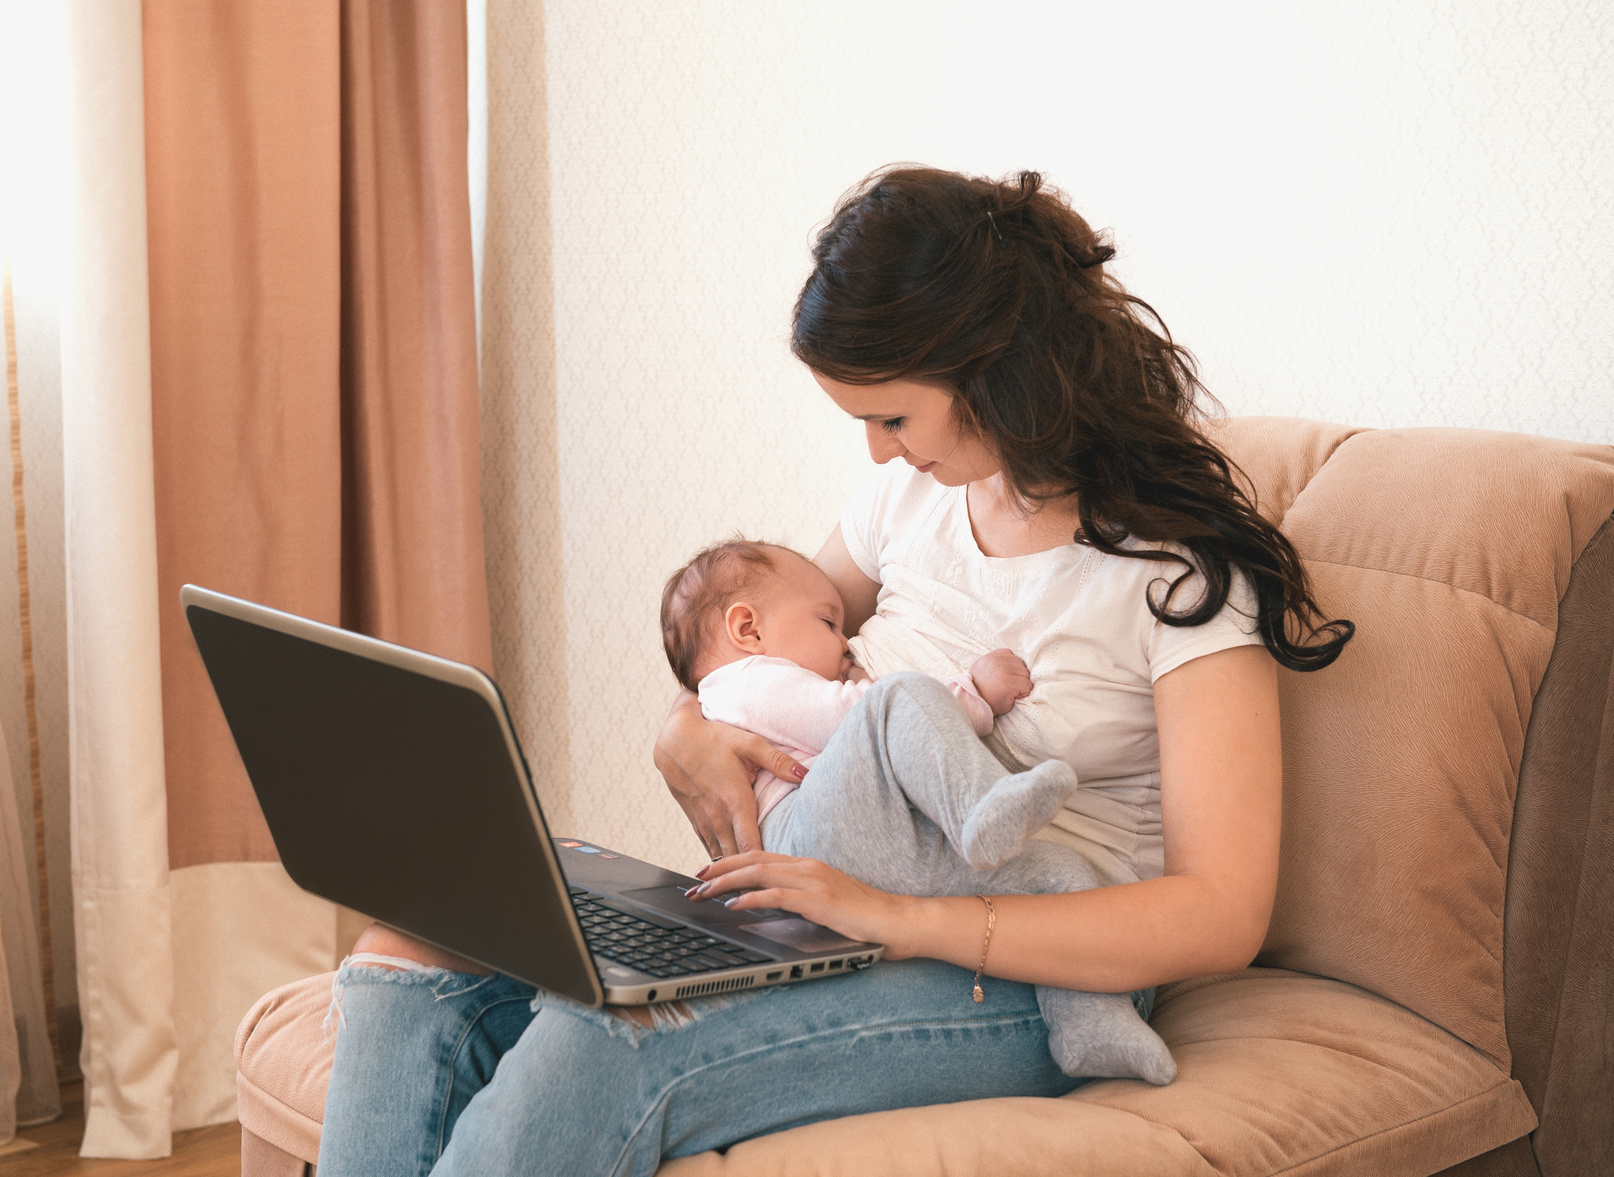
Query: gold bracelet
971 894 996 1003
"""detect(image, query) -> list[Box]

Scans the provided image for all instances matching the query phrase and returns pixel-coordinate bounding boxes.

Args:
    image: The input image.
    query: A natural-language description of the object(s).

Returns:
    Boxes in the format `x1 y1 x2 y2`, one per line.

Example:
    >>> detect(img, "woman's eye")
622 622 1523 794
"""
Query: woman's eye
879 417 905 433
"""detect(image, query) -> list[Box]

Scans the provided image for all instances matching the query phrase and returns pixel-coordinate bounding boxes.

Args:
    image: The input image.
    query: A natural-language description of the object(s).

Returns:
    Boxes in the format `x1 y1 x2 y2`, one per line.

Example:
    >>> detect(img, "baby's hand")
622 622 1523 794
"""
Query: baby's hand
969 648 1031 716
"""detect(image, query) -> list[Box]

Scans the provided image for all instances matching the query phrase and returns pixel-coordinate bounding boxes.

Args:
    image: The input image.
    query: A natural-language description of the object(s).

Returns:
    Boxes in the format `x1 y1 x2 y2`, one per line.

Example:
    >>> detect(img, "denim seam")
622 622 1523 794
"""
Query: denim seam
611 1010 1048 1176
432 993 544 1161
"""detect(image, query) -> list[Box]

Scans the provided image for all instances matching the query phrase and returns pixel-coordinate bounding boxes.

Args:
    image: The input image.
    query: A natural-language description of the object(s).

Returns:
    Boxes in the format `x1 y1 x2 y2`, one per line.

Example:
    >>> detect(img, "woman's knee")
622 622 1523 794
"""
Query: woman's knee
350 922 494 975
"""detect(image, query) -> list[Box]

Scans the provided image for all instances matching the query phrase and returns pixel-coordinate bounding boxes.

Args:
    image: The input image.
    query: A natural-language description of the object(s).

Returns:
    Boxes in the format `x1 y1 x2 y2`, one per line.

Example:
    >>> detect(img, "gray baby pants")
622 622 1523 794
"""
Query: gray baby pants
760 671 1176 1085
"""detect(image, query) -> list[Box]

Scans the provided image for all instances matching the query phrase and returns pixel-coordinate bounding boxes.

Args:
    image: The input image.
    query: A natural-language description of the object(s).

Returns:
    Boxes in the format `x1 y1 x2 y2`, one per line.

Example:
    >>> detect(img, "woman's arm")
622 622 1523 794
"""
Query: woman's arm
693 644 1282 992
653 526 880 856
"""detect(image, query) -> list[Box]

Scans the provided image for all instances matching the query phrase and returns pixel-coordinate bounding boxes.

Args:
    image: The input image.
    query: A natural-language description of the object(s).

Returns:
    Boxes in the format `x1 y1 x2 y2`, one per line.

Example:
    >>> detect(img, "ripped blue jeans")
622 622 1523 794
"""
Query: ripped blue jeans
316 952 1095 1177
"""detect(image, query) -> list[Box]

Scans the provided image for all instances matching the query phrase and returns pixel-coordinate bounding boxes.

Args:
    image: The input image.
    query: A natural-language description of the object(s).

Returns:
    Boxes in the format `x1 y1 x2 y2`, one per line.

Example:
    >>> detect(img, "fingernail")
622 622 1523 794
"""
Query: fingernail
791 764 807 780
723 897 739 908
695 864 711 878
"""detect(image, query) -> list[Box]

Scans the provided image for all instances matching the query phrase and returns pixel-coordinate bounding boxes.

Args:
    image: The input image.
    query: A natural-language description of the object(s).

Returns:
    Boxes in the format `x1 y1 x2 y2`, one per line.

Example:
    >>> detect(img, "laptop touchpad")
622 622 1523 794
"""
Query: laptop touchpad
735 918 857 953
620 884 785 923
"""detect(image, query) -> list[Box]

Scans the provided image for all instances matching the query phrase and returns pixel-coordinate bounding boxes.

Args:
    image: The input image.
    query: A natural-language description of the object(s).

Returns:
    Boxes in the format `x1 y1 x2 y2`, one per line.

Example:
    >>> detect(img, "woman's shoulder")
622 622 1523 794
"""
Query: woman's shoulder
1090 537 1263 674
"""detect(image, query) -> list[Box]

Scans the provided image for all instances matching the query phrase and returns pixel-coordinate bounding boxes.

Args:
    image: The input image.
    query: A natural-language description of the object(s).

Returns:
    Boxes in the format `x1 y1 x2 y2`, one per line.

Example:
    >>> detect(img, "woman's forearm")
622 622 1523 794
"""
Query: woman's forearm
698 851 1273 994
891 873 1271 993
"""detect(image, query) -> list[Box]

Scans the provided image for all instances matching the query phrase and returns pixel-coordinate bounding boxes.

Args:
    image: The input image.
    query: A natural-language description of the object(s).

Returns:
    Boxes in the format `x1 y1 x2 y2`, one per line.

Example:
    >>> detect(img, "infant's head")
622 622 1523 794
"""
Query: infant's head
661 539 852 691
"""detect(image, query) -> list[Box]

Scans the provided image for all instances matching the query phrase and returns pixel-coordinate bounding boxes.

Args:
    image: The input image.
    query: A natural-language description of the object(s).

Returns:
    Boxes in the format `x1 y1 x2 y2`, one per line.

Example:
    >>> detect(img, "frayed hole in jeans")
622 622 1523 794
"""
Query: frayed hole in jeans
324 953 482 1040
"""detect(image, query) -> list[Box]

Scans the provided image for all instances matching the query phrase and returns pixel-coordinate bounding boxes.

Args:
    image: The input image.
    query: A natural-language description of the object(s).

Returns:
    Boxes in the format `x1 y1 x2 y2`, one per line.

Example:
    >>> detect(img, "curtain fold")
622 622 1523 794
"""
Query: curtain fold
0 719 57 1139
143 0 344 873
339 0 492 668
2 249 62 1142
60 0 175 1157
2 264 63 1138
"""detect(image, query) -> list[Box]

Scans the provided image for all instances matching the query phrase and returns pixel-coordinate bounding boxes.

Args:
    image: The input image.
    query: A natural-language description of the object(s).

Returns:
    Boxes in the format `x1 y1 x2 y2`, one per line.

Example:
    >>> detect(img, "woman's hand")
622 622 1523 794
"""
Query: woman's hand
653 692 806 857
686 851 920 957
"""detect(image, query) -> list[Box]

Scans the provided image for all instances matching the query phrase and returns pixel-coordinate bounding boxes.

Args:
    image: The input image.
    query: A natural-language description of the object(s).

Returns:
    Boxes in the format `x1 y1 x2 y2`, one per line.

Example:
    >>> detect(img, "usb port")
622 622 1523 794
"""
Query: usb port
765 971 783 982
809 962 825 973
828 959 843 970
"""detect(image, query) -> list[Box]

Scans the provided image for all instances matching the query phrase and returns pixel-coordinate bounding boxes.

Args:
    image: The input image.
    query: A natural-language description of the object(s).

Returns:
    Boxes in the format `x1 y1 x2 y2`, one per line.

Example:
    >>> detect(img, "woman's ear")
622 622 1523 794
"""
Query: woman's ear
724 602 764 653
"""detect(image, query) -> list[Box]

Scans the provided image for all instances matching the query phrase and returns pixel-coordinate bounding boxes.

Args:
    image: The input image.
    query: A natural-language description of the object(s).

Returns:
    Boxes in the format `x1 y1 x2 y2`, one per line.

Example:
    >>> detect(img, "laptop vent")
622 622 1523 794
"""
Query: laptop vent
674 973 757 999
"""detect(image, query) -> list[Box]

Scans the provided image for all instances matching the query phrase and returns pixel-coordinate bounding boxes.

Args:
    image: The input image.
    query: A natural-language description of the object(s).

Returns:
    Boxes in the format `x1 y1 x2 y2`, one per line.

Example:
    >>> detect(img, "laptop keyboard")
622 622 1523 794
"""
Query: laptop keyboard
570 888 775 979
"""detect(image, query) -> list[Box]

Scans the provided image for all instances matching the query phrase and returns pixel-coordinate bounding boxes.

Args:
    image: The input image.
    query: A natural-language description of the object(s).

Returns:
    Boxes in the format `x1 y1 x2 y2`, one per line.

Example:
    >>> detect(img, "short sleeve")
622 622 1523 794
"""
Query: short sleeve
838 462 941 584
1145 561 1265 682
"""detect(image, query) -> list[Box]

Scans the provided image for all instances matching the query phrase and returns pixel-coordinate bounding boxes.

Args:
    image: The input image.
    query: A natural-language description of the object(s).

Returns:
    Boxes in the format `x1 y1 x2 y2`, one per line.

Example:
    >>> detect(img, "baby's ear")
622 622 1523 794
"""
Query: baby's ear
723 602 764 651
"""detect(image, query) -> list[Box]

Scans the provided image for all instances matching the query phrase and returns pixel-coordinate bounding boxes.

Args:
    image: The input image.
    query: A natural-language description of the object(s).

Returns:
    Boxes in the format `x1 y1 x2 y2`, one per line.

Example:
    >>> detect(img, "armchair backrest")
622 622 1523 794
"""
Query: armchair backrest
1207 418 1614 1085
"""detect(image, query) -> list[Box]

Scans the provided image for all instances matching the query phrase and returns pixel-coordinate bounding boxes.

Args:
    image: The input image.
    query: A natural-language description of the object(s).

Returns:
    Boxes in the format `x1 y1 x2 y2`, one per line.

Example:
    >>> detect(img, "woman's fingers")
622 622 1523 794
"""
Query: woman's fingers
650 692 803 854
693 850 795 883
737 732 807 790
687 853 911 952
720 887 797 913
652 699 766 853
719 799 761 857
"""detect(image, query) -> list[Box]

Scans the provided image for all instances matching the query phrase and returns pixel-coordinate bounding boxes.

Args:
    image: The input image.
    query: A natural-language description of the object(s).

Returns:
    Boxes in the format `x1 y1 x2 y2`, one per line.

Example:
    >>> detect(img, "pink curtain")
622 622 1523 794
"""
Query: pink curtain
143 0 491 870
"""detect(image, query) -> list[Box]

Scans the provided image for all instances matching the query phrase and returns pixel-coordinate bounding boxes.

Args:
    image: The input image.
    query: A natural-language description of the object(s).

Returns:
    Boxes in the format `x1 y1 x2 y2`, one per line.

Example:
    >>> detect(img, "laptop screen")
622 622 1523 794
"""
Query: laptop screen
184 592 599 1003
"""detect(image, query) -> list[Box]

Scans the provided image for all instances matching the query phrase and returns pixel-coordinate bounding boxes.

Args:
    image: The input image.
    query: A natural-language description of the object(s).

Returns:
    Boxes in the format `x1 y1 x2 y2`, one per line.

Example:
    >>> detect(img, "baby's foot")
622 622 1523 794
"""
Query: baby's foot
1038 985 1177 1084
958 760 1077 870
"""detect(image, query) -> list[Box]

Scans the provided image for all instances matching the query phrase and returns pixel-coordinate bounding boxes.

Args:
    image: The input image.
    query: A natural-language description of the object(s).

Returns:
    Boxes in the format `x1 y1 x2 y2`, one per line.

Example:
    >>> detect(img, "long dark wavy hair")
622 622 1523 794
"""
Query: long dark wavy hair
792 166 1352 672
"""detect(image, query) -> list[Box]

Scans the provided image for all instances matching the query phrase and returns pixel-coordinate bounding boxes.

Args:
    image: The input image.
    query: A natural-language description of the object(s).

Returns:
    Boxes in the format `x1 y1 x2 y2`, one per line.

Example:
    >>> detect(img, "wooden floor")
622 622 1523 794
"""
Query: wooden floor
1 1085 239 1176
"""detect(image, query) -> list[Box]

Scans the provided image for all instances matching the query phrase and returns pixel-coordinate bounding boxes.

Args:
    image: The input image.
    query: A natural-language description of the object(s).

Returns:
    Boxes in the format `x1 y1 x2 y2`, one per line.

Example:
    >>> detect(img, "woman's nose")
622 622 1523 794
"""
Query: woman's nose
864 423 904 464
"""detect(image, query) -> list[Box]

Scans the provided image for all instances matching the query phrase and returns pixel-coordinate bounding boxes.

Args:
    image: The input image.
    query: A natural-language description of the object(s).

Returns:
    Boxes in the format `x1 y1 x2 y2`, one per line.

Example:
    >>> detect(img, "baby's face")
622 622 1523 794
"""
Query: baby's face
753 553 853 682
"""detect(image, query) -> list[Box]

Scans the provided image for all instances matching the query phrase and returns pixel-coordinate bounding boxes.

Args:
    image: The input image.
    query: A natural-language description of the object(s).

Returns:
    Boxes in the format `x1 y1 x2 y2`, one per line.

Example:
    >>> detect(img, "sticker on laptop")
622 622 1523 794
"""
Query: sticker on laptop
558 841 603 854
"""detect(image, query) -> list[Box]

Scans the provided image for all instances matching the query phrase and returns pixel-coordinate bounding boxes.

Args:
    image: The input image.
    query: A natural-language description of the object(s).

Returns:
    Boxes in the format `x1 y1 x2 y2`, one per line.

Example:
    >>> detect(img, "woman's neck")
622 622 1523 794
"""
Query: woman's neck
965 474 1084 558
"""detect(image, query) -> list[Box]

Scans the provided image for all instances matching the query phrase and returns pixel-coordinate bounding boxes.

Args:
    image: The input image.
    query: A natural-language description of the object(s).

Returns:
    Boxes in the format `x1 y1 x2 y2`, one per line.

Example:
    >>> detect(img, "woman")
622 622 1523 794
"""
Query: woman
317 167 1351 1177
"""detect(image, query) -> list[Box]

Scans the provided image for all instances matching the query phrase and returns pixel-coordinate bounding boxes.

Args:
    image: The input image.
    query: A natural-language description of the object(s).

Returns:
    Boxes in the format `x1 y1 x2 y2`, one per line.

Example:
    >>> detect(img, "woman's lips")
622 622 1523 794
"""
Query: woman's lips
913 461 936 473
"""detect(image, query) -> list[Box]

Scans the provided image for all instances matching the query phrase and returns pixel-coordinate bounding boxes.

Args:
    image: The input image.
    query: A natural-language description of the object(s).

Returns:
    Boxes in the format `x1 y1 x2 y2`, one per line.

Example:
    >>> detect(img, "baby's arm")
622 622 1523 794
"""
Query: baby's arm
942 673 996 736
850 651 1027 738
963 648 1032 720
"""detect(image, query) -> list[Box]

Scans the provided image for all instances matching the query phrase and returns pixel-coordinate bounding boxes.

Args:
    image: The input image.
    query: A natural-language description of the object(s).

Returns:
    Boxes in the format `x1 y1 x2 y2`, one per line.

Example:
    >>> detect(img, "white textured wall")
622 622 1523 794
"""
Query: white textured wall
486 0 1613 875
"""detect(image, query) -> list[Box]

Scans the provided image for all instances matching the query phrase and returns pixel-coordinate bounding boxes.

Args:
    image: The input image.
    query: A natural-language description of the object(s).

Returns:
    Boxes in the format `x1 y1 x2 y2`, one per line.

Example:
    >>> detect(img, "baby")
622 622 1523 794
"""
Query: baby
660 538 1176 1085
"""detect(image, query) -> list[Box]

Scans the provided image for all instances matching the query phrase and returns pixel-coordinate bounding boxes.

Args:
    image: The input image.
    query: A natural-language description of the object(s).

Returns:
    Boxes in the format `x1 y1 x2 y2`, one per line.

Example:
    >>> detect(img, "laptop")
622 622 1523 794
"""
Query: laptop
181 584 883 1007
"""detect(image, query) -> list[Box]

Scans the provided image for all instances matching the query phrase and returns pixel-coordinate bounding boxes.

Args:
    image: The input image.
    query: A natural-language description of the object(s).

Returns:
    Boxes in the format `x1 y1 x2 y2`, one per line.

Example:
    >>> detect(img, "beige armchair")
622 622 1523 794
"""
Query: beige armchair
234 417 1614 1176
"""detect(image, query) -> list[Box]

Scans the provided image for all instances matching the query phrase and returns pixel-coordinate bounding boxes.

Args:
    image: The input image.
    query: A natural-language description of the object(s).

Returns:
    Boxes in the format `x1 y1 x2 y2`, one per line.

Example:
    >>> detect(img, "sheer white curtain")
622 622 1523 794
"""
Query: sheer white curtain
0 0 171 1155
0 2 68 1148
58 0 177 1158
0 717 58 1144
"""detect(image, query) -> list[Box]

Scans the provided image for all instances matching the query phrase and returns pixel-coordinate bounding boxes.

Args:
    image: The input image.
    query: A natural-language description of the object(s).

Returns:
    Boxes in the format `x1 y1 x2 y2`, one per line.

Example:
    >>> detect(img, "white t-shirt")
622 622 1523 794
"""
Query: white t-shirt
842 461 1263 885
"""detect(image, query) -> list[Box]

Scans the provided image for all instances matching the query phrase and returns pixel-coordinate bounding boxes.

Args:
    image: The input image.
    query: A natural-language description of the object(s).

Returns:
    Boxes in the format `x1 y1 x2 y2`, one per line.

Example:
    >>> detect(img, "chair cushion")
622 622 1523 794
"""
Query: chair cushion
660 970 1537 1177
236 969 1536 1177
235 971 337 1164
1207 419 1614 1070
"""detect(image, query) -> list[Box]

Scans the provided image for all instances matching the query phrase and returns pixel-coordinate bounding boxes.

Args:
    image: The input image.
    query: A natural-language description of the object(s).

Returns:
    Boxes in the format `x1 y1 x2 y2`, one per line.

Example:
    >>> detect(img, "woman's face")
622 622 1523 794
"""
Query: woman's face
812 373 1000 487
